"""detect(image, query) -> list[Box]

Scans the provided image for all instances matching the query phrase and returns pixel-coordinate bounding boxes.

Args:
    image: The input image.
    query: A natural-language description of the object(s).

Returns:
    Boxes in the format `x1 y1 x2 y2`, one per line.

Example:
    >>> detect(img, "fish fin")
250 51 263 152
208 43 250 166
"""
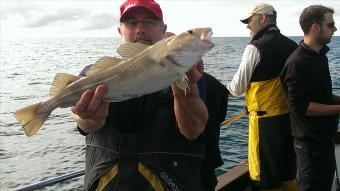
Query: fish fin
85 56 124 76
117 42 150 58
175 74 190 94
13 102 50 137
49 73 81 97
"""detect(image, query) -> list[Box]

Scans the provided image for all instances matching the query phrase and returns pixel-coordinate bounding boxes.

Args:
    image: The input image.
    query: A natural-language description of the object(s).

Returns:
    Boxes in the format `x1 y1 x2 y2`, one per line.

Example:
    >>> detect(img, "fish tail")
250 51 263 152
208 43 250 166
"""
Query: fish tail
13 102 50 137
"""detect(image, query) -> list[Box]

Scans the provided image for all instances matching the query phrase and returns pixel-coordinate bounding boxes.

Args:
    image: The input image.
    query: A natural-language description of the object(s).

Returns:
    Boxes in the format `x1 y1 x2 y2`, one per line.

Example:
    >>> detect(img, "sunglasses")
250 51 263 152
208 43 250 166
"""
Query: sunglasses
325 22 335 29
122 18 161 27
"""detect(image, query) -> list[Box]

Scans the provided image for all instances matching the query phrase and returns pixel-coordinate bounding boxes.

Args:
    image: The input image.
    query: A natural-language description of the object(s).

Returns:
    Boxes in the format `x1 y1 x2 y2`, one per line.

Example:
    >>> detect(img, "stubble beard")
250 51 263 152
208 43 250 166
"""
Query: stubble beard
316 29 332 45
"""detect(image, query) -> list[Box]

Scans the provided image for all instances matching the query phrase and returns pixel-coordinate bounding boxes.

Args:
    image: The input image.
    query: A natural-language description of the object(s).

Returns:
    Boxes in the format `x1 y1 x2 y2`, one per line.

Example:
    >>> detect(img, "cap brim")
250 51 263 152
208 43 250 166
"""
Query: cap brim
240 19 249 24
240 13 253 24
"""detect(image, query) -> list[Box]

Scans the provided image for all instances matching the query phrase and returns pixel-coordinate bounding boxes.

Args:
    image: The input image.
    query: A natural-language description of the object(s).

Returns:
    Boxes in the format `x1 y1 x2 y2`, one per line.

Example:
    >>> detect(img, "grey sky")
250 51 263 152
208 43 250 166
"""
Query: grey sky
1 0 339 38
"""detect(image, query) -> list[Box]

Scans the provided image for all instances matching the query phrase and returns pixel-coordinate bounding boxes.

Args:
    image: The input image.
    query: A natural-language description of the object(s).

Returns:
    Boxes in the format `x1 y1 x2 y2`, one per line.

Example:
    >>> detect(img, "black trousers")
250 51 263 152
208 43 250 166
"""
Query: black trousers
294 138 335 191
201 169 218 191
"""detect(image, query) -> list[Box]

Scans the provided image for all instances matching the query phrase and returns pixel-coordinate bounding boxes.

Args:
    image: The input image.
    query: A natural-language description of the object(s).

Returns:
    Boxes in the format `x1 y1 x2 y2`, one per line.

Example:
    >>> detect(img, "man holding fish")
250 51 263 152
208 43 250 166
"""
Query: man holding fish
13 0 227 188
70 0 228 190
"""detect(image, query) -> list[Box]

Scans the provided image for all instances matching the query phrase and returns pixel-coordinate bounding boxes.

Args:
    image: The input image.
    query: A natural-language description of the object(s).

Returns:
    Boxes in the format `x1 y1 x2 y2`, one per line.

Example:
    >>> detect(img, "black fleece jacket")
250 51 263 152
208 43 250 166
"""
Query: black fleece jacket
280 42 339 141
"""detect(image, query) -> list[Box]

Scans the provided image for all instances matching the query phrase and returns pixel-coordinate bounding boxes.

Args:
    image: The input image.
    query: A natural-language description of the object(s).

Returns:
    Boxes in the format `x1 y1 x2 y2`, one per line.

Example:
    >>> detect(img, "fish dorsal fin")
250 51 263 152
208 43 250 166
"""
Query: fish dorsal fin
49 73 81 97
117 42 150 58
85 56 124 76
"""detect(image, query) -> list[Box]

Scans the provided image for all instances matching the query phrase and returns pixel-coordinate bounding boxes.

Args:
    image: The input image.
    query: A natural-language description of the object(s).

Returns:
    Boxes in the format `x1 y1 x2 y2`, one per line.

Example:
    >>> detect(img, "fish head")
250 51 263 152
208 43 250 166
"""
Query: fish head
164 27 214 71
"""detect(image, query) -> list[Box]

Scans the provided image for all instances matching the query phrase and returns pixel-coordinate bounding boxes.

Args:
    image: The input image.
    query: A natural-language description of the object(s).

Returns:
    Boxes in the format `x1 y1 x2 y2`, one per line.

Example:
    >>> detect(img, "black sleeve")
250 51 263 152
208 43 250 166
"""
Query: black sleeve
220 87 229 123
202 73 229 168
283 60 313 115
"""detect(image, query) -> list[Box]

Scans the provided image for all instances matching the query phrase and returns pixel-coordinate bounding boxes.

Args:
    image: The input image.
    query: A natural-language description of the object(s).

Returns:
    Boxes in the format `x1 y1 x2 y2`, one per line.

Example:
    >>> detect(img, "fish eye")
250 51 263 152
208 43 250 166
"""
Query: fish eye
187 30 193 34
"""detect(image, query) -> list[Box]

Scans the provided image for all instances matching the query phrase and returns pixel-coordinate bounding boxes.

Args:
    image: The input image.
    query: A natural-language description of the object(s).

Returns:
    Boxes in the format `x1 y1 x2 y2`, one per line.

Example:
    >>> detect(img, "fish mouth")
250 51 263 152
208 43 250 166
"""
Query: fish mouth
200 30 214 47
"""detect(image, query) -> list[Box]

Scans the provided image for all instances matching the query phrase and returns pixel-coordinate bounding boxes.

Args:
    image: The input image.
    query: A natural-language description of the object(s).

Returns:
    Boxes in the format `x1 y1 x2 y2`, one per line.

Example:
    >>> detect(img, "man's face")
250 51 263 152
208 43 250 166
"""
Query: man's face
246 14 263 38
316 12 337 45
118 8 166 45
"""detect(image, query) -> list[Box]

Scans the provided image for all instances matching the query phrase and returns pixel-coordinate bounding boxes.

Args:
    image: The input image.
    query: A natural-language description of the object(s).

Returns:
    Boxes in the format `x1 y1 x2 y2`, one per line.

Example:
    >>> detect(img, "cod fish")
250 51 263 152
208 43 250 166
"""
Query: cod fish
14 28 214 137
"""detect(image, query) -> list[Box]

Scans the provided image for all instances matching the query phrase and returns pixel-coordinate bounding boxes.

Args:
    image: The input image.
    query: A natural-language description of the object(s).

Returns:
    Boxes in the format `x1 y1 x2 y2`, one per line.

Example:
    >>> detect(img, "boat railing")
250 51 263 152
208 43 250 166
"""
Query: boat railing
13 170 85 191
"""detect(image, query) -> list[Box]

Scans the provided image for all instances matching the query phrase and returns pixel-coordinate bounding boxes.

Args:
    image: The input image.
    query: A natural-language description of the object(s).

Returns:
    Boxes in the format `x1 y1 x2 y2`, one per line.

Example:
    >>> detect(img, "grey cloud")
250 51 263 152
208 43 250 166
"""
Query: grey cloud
23 9 89 28
80 13 118 30
1 1 90 27
1 3 44 20
2 2 117 30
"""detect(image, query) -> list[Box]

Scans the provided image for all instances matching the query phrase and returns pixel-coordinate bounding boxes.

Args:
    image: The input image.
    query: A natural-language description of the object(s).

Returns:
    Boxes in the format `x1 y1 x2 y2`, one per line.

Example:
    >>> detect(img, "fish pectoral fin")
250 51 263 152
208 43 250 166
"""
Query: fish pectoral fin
14 102 50 137
117 42 150 58
85 56 124 76
175 74 190 94
49 73 81 97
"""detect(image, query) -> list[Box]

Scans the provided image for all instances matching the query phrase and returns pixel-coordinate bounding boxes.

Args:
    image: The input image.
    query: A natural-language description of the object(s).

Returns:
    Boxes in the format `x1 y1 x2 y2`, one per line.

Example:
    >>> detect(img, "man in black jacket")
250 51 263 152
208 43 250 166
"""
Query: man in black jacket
163 32 229 191
71 0 209 190
201 72 229 190
280 5 340 191
70 0 228 190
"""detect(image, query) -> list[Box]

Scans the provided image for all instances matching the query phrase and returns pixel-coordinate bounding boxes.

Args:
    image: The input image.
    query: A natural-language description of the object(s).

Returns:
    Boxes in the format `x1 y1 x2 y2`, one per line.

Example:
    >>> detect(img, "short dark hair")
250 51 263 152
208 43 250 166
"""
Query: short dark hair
299 5 334 34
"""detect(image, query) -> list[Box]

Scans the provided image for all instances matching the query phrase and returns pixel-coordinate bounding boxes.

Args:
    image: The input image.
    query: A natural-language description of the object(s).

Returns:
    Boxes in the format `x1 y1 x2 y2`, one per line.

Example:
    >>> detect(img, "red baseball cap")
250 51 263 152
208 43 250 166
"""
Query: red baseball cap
120 0 163 22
